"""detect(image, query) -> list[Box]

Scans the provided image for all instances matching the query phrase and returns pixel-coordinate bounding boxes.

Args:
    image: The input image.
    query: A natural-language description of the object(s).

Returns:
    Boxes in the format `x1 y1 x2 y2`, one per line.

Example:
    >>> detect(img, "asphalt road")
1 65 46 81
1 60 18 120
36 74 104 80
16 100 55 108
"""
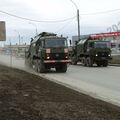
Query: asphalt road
42 65 120 106
0 54 120 106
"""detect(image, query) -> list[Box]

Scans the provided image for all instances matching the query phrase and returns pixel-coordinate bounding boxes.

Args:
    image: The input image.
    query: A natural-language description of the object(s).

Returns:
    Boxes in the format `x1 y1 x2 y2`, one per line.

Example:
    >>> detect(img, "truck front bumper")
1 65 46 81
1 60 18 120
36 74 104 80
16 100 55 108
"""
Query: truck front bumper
44 59 71 63
95 56 112 61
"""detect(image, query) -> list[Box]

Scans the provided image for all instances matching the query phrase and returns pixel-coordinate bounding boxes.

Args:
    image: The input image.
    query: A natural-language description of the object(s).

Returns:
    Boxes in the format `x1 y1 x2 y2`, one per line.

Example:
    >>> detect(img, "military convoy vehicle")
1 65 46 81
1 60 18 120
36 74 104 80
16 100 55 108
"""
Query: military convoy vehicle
25 32 71 73
71 32 112 67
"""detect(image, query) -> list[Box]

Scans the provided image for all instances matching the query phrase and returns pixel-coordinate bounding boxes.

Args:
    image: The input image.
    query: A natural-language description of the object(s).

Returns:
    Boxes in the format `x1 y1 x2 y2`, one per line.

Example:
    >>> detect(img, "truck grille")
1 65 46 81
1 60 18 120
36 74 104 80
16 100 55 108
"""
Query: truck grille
49 53 67 60
97 52 108 57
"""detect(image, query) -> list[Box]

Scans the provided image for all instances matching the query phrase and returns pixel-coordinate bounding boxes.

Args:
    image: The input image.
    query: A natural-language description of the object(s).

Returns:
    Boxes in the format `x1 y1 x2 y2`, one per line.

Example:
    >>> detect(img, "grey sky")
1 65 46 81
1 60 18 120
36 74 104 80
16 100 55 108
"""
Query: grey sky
0 0 120 45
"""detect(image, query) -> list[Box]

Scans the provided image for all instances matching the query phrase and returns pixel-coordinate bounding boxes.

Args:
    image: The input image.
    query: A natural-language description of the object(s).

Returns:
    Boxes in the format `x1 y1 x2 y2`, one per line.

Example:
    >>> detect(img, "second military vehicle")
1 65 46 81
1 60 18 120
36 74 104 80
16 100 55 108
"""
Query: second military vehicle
25 32 71 73
71 32 112 67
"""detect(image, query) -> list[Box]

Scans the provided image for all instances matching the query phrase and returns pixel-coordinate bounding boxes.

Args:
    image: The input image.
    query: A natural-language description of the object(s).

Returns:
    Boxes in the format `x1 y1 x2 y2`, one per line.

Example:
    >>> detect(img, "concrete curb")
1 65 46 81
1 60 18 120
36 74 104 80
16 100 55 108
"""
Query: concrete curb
109 64 120 67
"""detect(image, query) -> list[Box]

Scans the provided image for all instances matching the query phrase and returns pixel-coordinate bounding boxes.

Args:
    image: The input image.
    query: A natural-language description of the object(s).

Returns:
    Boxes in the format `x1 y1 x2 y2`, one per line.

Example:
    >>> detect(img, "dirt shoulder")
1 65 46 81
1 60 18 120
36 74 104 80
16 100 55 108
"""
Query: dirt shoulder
0 64 120 120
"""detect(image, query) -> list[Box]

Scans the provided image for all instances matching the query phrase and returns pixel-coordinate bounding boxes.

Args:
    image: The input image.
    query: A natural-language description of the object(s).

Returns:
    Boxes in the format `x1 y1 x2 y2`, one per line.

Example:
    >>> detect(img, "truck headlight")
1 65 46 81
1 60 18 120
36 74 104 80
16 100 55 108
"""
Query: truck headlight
46 54 50 59
65 56 68 59
108 54 111 56
96 54 98 56
47 56 50 59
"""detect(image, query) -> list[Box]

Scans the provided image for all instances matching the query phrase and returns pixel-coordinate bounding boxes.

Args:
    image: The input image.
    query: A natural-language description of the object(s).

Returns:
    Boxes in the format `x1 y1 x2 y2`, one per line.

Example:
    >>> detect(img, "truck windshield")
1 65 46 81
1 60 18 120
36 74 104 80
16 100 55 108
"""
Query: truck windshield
94 42 110 48
45 39 67 47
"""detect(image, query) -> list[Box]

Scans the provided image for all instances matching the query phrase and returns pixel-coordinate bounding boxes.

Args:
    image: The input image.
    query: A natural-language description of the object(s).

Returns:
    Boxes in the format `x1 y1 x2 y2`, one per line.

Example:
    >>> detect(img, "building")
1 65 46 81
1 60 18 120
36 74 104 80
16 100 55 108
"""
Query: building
3 44 29 57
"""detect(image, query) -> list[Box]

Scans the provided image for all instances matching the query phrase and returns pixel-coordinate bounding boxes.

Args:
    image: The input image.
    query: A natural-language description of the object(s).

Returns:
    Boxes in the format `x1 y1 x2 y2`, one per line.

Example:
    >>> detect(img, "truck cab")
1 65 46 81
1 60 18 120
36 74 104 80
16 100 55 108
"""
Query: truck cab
85 40 112 66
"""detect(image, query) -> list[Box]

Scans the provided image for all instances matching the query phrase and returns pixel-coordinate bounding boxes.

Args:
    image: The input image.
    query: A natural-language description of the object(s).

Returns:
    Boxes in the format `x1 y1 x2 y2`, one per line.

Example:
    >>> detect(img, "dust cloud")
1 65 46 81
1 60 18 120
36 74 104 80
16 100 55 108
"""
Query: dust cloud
0 53 27 71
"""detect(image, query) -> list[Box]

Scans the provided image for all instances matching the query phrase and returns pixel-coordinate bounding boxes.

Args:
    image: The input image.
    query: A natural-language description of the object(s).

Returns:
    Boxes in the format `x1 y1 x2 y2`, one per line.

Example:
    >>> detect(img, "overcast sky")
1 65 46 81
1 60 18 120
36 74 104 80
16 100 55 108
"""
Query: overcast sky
0 0 120 45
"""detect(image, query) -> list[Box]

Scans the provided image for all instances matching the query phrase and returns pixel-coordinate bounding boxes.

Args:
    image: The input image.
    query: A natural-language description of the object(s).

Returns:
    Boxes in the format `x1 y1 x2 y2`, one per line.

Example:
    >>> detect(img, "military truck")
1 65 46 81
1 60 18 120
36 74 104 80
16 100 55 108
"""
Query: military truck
71 33 112 67
25 32 71 73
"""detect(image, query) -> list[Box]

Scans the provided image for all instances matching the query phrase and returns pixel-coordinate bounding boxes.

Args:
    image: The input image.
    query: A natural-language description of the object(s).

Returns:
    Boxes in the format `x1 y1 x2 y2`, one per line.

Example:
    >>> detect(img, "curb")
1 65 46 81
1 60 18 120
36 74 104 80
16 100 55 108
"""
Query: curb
109 64 120 67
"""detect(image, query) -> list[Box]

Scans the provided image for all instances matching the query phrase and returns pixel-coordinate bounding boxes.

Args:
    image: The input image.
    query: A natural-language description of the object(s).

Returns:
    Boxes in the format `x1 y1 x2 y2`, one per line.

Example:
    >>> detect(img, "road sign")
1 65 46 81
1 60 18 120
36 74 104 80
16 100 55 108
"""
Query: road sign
0 21 6 41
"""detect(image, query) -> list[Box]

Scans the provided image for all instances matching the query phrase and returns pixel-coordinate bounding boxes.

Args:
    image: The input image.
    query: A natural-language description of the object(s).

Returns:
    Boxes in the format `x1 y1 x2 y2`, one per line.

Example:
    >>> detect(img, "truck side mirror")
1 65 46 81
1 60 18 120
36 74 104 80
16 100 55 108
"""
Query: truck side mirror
75 41 78 45
30 38 33 42
69 40 72 46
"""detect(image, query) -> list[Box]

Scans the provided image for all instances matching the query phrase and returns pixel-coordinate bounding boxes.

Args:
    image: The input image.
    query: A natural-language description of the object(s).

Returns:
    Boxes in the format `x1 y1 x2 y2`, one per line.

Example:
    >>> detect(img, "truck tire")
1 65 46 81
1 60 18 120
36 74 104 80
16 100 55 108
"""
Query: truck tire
34 60 39 72
103 60 108 67
61 64 67 72
96 62 101 67
82 58 87 66
87 58 93 67
56 64 67 73
71 56 77 65
38 60 46 73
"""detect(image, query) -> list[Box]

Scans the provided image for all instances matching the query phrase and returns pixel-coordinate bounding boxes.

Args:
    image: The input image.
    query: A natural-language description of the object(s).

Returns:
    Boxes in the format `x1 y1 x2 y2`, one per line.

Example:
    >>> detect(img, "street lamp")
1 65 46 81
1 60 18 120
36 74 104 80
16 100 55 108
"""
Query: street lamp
14 30 20 45
69 0 80 41
29 22 38 36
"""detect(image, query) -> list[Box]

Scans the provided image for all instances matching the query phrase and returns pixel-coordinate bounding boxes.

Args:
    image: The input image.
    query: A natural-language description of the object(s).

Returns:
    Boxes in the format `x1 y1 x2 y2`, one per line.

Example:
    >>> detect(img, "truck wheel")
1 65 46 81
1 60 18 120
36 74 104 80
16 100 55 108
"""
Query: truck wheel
56 64 67 73
82 58 87 66
61 64 67 72
71 56 77 65
35 60 39 72
96 62 101 67
56 67 60 72
38 60 46 73
103 61 108 67
87 58 93 67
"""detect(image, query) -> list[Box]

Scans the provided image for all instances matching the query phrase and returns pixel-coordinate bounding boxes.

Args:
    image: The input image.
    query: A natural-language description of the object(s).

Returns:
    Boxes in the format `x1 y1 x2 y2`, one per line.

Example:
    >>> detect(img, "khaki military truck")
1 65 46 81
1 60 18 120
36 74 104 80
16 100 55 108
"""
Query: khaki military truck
25 32 71 73
71 32 112 67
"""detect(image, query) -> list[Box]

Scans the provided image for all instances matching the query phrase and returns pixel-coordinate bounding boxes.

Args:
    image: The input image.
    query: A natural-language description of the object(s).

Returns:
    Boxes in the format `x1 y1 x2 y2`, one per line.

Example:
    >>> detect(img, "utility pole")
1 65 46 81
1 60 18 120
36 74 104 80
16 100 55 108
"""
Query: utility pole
18 34 20 45
77 9 80 41
9 39 12 67
69 0 80 41
14 30 21 45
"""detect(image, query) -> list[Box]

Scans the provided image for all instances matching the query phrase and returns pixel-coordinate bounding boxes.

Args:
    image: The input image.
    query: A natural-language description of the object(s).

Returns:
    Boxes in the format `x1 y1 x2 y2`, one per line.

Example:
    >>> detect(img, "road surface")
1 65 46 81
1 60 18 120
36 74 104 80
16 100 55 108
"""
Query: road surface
42 65 120 106
0 54 120 106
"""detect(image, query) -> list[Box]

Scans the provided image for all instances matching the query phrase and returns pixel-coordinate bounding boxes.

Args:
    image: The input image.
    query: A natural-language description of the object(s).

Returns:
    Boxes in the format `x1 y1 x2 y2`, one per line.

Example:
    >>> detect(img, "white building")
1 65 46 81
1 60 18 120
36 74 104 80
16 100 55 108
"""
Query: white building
3 44 29 57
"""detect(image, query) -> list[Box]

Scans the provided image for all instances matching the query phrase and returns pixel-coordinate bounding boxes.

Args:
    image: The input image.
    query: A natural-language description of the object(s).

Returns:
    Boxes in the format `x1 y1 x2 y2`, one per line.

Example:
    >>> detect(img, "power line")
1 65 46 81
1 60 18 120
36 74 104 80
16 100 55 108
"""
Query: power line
55 17 76 33
69 0 120 16
80 8 120 16
0 10 76 23
1 8 120 23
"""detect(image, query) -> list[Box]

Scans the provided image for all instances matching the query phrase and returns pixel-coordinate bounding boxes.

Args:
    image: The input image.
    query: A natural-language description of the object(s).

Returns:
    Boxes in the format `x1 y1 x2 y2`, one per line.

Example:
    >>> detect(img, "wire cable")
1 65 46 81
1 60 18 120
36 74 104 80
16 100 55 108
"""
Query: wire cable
80 8 120 16
68 0 120 15
0 10 76 23
55 17 76 33
1 8 120 23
